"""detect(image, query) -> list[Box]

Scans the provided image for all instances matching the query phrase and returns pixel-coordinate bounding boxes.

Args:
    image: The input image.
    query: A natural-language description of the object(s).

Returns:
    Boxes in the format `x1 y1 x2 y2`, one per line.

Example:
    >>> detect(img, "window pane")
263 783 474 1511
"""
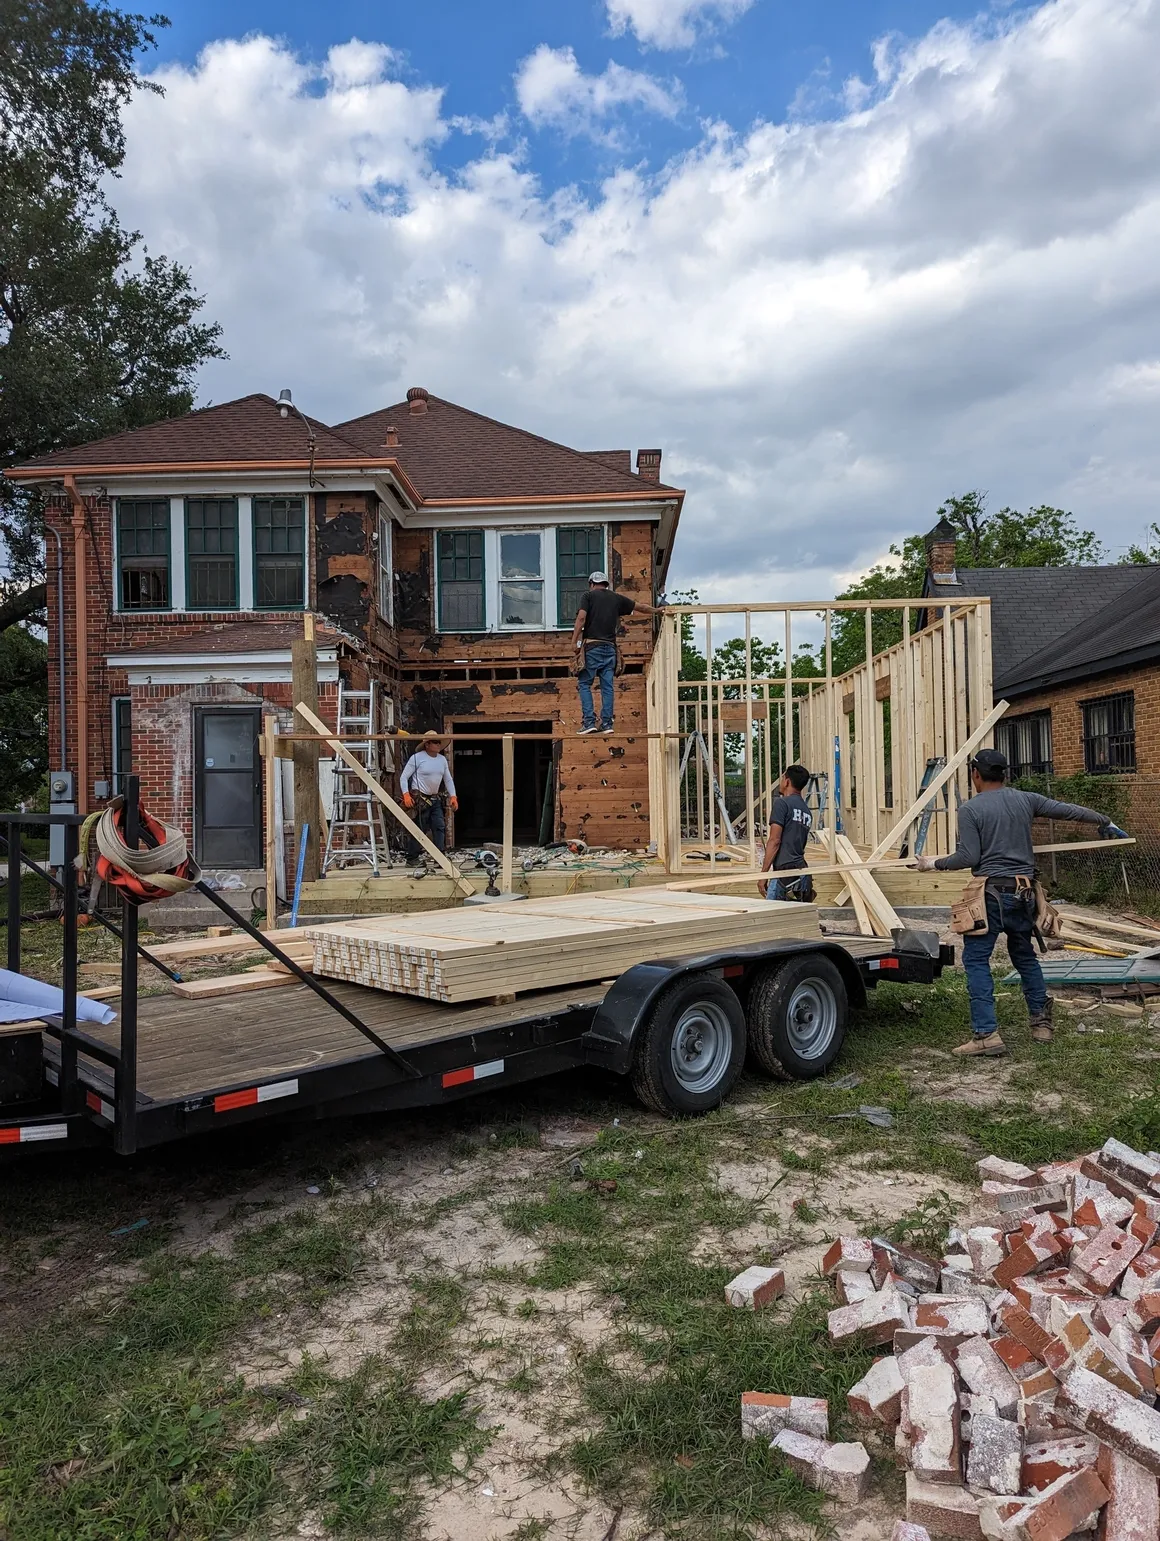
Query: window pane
186 499 237 609
500 531 541 578
202 774 255 826
118 500 170 610
378 511 393 622
440 582 485 630
556 526 603 626
437 530 485 630
202 714 255 768
501 580 543 627
253 496 304 608
1083 692 1135 774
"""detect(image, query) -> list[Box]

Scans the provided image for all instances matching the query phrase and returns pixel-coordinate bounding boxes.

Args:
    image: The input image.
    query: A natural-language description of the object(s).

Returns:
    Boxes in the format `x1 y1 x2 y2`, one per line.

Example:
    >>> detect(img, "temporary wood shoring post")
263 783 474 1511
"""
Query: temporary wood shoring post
295 702 472 896
263 717 278 926
501 733 514 894
291 631 321 884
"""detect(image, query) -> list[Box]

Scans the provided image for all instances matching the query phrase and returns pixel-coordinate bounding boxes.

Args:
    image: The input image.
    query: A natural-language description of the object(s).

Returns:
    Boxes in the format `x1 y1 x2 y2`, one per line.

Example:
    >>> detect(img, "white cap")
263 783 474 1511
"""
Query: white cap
588 570 610 585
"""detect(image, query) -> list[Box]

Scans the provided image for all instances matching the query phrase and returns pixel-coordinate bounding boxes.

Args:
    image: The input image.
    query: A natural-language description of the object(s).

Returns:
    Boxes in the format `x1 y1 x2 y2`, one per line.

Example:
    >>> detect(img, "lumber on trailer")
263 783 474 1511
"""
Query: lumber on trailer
169 969 295 1000
141 933 314 964
305 889 822 1005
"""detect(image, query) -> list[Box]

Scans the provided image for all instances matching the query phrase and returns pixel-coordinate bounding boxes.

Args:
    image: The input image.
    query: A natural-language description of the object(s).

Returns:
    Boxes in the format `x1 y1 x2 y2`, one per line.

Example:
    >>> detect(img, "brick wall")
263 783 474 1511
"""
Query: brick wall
1004 662 1160 778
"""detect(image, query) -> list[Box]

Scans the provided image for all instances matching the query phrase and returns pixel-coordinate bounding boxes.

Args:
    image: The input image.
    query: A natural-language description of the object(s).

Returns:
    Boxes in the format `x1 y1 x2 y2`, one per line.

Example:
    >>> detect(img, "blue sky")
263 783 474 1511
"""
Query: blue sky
112 1 1160 597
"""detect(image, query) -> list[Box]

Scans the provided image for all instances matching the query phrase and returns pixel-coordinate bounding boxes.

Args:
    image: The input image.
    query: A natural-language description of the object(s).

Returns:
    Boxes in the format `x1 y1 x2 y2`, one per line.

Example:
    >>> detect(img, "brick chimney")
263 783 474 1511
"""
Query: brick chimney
925 516 958 580
636 448 661 482
385 424 399 447
407 386 429 415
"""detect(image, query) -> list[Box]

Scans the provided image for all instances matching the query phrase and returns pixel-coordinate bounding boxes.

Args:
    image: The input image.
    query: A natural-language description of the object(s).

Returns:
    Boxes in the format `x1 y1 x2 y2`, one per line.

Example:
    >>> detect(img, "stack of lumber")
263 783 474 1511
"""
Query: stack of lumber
1055 906 1160 958
305 889 822 1004
156 928 315 999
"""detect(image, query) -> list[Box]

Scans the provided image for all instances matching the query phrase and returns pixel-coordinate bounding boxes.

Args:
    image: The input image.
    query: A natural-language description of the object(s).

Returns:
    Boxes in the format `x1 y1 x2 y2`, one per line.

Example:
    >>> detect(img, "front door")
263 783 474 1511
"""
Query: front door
194 708 262 866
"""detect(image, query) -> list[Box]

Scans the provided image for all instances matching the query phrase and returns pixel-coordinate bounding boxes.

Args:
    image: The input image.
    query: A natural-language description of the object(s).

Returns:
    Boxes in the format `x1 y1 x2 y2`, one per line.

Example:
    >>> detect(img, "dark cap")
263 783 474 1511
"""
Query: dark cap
972 748 1009 777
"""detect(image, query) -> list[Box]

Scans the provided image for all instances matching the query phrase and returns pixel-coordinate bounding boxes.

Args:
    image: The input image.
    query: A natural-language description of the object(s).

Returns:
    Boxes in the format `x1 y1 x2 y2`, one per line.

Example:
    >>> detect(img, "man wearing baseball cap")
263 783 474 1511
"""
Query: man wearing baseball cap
568 571 659 734
914 747 1127 1055
399 730 458 856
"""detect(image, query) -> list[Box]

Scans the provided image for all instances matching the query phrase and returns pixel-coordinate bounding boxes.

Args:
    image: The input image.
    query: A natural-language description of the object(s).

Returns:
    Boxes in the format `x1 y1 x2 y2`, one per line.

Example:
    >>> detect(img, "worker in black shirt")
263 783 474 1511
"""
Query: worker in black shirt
758 765 815 900
570 571 659 734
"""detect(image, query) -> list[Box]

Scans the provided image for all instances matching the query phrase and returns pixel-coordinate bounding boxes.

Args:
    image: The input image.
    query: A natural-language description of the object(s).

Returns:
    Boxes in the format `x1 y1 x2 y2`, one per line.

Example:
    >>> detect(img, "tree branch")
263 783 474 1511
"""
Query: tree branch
0 582 48 631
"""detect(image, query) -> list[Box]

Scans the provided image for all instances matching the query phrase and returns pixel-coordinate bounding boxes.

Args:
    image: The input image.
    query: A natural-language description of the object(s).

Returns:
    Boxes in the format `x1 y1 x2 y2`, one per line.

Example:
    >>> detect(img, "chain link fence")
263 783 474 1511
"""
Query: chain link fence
1022 773 1160 915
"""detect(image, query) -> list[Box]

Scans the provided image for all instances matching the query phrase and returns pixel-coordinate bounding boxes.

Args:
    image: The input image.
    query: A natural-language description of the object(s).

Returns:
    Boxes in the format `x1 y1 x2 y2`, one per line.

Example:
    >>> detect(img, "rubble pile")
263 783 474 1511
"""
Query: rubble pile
735 1138 1160 1539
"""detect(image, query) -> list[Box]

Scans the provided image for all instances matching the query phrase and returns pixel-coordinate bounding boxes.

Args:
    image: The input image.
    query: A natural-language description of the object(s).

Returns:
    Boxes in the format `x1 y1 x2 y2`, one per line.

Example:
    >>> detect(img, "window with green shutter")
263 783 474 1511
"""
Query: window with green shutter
437 530 485 630
185 498 238 610
556 526 604 627
253 496 305 608
116 499 170 610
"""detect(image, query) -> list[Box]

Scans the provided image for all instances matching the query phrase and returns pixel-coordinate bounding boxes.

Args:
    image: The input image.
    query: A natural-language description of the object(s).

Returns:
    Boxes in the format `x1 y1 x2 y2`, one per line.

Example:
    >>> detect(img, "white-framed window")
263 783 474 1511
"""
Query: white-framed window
498 530 544 629
377 510 394 625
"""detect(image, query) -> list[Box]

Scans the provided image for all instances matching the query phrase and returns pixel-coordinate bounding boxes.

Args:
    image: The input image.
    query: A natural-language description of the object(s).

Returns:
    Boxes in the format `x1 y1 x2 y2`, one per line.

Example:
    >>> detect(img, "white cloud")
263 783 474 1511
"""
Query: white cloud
605 0 756 50
514 45 682 139
113 1 1160 601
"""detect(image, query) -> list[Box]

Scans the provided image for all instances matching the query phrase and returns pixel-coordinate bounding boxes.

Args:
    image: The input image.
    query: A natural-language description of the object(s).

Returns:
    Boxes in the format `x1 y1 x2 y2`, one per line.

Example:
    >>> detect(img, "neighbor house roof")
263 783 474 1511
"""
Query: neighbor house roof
922 565 1160 696
332 395 680 503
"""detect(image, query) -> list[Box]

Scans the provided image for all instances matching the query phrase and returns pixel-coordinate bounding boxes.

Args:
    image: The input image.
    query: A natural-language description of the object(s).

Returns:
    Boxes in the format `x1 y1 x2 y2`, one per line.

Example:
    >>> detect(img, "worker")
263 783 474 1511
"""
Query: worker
913 747 1128 1056
570 571 659 735
400 730 458 855
758 764 815 901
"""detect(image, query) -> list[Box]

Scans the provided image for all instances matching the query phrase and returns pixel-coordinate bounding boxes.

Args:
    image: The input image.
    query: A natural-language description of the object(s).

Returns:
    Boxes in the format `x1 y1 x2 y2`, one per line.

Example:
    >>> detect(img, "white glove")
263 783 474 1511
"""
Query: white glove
912 854 937 871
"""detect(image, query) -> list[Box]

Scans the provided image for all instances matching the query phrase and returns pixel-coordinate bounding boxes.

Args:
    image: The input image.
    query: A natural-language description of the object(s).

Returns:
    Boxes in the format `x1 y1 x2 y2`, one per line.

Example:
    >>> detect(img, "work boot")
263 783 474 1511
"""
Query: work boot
1029 999 1054 1044
952 1032 1008 1058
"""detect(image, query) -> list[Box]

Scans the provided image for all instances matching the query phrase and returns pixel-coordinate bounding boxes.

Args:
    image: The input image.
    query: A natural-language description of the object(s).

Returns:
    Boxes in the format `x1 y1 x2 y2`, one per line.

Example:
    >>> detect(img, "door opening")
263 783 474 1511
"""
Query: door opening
194 707 262 866
451 720 555 845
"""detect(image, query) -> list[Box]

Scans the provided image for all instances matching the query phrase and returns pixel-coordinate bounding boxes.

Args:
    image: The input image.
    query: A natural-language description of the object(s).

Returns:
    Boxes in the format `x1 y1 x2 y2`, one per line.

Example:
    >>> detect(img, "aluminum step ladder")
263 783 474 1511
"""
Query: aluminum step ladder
321 683 391 875
678 728 739 845
899 756 961 857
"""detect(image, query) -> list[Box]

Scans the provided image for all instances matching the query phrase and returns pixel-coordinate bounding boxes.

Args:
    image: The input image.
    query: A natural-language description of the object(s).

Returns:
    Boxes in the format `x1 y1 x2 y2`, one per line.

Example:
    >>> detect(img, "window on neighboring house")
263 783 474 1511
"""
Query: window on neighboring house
995 710 1054 778
252 496 305 608
499 530 543 628
1083 691 1136 773
557 526 604 627
116 499 170 610
437 529 485 630
185 498 238 609
112 697 132 792
377 510 394 625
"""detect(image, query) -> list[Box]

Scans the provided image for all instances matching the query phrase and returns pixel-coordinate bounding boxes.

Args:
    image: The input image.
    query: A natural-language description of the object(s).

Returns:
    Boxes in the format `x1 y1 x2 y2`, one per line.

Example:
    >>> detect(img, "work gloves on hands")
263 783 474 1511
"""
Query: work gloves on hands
1100 821 1129 840
449 797 459 812
912 855 937 871
402 792 414 809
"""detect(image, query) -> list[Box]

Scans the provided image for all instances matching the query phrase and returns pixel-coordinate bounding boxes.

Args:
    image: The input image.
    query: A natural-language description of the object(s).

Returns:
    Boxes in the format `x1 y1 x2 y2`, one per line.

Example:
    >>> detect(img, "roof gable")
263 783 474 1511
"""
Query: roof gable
998 565 1160 694
333 395 680 503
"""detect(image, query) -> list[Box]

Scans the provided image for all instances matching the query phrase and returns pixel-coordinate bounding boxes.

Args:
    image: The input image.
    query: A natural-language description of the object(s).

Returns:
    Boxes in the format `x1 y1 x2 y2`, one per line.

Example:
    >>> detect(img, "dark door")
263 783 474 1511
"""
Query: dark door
194 708 262 866
451 720 554 845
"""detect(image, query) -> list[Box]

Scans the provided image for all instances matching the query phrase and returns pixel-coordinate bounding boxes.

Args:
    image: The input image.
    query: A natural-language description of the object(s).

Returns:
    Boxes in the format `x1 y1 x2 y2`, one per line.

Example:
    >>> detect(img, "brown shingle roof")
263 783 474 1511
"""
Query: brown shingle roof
13 394 366 470
333 395 681 502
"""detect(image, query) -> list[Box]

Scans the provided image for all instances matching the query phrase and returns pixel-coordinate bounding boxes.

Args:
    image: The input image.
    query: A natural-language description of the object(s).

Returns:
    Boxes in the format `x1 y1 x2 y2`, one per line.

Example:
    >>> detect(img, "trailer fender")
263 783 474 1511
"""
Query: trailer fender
583 944 867 1077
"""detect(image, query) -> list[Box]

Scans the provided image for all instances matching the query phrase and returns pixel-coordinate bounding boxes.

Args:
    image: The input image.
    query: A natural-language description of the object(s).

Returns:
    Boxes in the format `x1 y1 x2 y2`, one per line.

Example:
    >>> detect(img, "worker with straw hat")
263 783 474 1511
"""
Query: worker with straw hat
400 730 458 855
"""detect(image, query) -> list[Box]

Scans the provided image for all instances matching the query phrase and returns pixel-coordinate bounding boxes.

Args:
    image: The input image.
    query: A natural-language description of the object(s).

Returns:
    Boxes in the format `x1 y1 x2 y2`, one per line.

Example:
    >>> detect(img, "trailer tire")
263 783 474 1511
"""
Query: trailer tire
631 973 746 1117
746 956 847 1080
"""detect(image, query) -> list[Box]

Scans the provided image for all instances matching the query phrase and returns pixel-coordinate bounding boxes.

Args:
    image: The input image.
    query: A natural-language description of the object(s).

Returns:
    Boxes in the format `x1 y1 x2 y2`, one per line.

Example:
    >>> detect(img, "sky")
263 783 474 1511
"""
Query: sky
110 0 1160 600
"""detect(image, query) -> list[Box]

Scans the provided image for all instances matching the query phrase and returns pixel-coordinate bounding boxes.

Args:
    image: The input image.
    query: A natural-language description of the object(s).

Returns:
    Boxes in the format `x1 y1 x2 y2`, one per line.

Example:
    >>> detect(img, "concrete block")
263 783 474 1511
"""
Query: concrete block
1096 1443 1160 1541
1055 1366 1160 1477
725 1265 785 1309
956 1335 1020 1419
741 1391 828 1442
1021 1434 1099 1493
848 1355 905 1425
771 1429 870 1502
906 1473 984 1538
822 1235 874 1276
908 1361 962 1485
967 1414 1023 1496
1068 1224 1144 1296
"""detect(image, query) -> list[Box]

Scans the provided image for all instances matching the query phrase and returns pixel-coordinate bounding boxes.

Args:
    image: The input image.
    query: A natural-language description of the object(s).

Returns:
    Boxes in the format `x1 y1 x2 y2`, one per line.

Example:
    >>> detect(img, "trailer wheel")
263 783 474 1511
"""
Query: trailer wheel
746 956 847 1080
631 973 746 1117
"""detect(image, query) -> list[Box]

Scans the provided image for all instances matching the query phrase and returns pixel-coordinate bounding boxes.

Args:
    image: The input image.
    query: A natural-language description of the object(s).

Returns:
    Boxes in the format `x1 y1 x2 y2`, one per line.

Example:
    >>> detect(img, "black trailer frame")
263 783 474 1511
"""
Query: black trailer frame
1 789 952 1157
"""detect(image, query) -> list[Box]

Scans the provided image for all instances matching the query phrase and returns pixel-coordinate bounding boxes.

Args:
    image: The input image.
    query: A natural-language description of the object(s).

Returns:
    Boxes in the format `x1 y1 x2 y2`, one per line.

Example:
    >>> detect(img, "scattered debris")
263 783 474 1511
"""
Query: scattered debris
829 1072 864 1091
108 1218 150 1237
830 1104 895 1128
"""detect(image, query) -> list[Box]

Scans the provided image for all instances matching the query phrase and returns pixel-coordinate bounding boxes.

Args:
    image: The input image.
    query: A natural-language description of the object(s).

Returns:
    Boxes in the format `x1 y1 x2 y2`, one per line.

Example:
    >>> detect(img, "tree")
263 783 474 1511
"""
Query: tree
1120 523 1160 565
830 492 1103 675
0 0 226 625
0 623 48 806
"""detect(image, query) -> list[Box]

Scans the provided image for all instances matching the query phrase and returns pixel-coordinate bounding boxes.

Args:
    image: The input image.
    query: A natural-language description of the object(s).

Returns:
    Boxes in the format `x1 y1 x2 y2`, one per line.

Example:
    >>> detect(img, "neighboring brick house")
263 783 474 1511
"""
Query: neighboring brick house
921 520 1160 803
6 387 683 877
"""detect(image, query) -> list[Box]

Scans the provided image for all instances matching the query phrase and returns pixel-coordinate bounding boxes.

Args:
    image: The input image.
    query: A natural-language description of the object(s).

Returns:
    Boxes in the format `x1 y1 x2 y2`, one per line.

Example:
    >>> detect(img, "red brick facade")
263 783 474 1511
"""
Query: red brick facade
1002 663 1160 779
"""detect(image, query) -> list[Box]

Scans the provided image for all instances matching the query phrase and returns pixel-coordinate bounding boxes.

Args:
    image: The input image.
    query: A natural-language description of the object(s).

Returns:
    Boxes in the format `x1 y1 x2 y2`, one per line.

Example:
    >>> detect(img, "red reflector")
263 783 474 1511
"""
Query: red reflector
85 1090 101 1112
0 1128 19 1145
214 1088 259 1113
442 1067 475 1089
879 957 900 969
723 965 745 979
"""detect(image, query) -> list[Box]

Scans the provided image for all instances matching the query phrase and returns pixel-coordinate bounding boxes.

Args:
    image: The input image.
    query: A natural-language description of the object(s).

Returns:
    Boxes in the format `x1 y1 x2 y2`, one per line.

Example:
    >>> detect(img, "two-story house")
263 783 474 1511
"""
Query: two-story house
7 386 682 885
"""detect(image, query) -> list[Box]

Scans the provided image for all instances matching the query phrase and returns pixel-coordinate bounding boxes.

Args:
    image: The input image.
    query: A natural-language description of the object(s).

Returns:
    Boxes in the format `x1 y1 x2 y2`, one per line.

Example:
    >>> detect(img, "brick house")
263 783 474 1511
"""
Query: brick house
6 387 683 882
922 519 1160 792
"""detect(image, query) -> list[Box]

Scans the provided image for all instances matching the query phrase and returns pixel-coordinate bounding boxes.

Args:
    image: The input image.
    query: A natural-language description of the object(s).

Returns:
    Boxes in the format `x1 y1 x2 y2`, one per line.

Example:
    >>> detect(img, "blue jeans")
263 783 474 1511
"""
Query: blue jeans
578 642 616 730
408 796 446 856
962 888 1047 1038
765 877 813 901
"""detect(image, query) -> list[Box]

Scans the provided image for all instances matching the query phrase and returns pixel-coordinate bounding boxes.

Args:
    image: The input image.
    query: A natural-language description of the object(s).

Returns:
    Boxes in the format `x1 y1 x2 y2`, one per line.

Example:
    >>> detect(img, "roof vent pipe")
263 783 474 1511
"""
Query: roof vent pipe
385 425 399 447
407 387 429 415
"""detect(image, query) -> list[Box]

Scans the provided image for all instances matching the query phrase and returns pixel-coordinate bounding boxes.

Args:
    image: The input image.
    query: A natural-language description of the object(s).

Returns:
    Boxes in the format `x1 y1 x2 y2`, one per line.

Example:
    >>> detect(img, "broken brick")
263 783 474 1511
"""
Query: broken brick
994 1183 1069 1217
1109 1320 1156 1395
994 1233 1064 1290
1096 1443 1160 1541
892 1524 932 1541
1091 1298 1131 1337
1068 1224 1144 1295
1055 1365 1160 1477
999 1303 1055 1363
1096 1137 1160 1194
874 1237 944 1291
821 1236 874 1277
847 1356 904 1425
906 1473 983 1538
828 1286 912 1348
908 1361 962 1485
993 1335 1039 1377
979 1466 1109 1541
724 1265 785 1309
771 1430 870 1502
1074 1194 1134 1229
968 1227 1007 1279
835 1267 877 1305
967 1414 1023 1496
1126 1291 1160 1336
917 1295 991 1336
956 1335 1019 1418
1021 1434 1099 1493
978 1156 1039 1186
1118 1251 1160 1302
740 1391 828 1442
1081 1154 1149 1204
1129 1195 1160 1249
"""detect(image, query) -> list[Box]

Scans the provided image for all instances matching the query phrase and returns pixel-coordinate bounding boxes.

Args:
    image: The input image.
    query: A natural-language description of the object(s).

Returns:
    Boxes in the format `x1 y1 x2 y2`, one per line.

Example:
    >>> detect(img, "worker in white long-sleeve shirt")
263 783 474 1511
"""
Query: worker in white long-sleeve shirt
399 730 458 854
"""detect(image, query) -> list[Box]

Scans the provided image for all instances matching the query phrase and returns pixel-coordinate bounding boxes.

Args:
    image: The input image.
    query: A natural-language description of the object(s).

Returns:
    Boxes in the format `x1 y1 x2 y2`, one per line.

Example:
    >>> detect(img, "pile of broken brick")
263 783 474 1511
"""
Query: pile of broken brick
730 1136 1160 1539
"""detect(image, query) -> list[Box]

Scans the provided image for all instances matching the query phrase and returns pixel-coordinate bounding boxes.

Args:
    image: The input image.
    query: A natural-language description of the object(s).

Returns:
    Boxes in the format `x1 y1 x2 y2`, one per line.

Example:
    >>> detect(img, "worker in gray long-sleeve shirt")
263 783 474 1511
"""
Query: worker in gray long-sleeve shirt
913 747 1128 1056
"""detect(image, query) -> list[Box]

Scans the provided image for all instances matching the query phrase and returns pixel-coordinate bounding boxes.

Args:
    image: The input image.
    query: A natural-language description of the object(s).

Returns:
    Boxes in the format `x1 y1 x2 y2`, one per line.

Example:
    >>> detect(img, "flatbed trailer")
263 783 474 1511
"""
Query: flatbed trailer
1 802 952 1157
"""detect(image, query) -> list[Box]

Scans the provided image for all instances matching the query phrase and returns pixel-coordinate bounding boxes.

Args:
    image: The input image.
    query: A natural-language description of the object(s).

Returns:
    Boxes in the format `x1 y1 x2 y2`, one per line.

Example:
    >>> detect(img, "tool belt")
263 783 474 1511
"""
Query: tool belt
572 640 625 677
772 873 815 903
951 871 1059 949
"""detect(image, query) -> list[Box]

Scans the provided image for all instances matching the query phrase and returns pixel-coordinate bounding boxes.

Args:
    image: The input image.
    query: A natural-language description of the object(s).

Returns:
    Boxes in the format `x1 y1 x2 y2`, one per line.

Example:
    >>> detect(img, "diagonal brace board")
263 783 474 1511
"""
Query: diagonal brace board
295 703 473 896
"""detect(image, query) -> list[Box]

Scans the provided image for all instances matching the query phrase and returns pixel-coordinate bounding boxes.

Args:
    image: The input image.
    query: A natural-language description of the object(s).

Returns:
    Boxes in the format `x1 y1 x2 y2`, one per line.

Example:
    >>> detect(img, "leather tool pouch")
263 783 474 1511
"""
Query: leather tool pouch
1034 878 1063 941
951 874 990 935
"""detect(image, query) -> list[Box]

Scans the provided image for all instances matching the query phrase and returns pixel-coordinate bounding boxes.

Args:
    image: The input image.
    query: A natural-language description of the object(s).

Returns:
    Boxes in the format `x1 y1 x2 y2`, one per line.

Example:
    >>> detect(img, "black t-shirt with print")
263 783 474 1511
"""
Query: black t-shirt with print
770 792 812 870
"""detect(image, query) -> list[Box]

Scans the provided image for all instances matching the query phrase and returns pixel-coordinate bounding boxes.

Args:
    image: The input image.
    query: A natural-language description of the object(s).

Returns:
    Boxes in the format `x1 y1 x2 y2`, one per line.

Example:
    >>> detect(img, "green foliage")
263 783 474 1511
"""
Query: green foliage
0 623 48 806
1012 771 1130 828
1120 522 1160 564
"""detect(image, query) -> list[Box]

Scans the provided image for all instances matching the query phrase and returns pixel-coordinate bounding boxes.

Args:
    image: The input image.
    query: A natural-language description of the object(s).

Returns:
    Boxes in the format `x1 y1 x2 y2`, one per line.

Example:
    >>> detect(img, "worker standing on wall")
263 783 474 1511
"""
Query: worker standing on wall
400 731 458 855
758 765 815 901
570 572 658 735
913 748 1127 1056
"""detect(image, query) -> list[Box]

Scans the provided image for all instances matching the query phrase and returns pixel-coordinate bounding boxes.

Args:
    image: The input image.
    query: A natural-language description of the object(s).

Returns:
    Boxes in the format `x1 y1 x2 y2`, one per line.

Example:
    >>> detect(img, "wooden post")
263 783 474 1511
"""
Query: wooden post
501 733 514 893
263 716 278 926
291 621 320 884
